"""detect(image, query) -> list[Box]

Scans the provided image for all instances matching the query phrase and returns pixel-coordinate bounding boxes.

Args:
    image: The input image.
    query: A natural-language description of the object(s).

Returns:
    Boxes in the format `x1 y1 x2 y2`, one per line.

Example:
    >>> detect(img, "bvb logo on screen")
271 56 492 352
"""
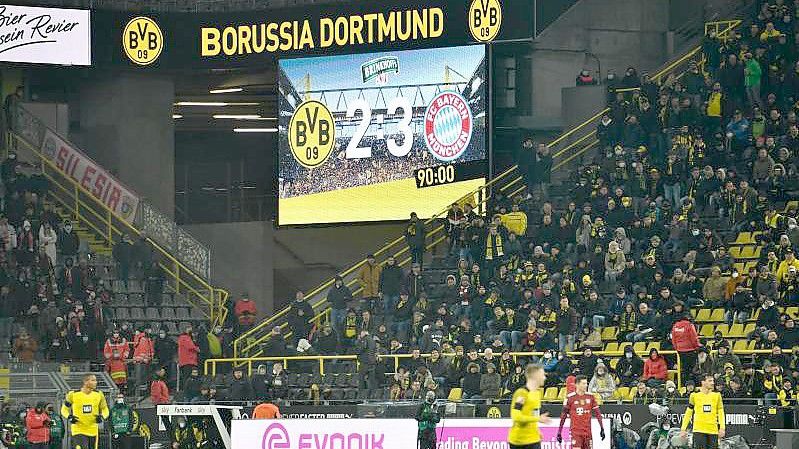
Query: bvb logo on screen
468 0 502 42
288 100 336 169
122 17 164 66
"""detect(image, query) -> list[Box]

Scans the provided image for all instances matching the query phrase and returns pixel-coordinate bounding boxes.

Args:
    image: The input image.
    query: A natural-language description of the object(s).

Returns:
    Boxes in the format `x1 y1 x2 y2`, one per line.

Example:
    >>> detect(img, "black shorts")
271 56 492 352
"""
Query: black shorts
692 432 718 449
72 435 98 449
509 443 541 449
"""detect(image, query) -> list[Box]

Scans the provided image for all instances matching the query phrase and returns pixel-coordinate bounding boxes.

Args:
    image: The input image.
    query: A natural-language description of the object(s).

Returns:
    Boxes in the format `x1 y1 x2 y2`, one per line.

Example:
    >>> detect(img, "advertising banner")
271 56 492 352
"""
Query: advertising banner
438 418 611 449
41 130 140 222
0 4 91 65
232 418 418 449
91 0 533 68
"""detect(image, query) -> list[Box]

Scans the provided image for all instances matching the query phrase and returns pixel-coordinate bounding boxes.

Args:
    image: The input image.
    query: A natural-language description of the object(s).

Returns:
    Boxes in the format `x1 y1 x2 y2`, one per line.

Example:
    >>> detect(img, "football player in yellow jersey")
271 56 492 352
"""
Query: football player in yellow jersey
508 364 551 449
680 374 726 449
60 374 110 449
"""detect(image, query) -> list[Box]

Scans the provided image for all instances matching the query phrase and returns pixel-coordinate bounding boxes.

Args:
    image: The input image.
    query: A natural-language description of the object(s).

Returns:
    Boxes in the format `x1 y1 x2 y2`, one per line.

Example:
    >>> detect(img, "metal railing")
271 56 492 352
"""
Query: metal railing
233 18 744 359
208 348 779 392
9 104 229 326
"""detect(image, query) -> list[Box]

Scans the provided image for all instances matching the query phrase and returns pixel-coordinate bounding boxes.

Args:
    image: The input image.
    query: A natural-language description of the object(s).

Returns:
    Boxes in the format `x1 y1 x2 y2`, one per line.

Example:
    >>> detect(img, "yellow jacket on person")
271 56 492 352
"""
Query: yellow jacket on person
60 390 110 437
500 212 528 236
508 387 543 445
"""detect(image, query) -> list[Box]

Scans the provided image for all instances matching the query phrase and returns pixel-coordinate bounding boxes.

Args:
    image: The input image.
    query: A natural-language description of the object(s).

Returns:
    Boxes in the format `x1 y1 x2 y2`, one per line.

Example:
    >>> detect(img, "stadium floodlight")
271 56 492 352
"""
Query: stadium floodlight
213 114 267 120
172 114 183 119
175 102 259 106
209 87 243 94
233 128 278 133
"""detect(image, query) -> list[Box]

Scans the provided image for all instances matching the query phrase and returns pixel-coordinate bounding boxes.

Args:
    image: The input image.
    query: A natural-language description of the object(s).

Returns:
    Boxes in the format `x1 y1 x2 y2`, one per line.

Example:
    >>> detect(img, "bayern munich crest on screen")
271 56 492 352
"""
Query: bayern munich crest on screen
423 91 473 162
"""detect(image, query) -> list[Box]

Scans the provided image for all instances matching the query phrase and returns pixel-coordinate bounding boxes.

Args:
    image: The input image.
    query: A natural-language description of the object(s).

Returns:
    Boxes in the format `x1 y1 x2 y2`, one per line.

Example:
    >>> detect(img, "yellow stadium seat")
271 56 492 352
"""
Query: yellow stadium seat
543 387 559 401
696 309 712 322
605 342 620 353
646 342 661 352
601 326 618 341
733 340 749 352
733 232 753 245
614 387 630 400
557 388 566 400
743 323 755 336
448 388 463 402
728 323 744 338
668 371 676 381
728 247 743 259
785 201 798 212
787 307 799 319
609 358 619 370
749 308 760 322
710 309 725 322
732 262 746 273
633 342 647 353
715 324 730 337
699 324 715 337
748 340 756 350
690 309 697 318
745 261 758 271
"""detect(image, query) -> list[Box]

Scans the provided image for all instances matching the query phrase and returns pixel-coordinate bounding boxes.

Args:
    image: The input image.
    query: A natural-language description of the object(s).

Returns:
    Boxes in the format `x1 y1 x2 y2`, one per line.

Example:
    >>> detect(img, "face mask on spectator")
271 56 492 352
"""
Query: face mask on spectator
159 332 166 338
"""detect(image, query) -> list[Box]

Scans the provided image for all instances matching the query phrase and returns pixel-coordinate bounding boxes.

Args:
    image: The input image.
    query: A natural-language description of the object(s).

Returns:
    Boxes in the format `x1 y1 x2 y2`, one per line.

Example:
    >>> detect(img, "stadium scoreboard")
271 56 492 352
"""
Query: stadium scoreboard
278 45 487 225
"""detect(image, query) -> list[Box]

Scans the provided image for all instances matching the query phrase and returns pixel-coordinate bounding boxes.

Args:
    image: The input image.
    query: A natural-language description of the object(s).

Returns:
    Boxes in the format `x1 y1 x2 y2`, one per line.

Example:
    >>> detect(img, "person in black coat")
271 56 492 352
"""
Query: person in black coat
461 362 482 399
615 345 644 386
379 256 404 318
251 364 270 399
405 212 425 267
226 368 254 402
113 234 134 288
327 276 352 332
59 221 80 258
154 330 177 383
287 291 314 343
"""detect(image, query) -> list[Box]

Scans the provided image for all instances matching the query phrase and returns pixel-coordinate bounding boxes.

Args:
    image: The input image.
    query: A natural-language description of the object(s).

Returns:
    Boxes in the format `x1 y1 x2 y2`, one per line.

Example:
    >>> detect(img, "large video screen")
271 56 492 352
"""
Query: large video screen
277 45 487 225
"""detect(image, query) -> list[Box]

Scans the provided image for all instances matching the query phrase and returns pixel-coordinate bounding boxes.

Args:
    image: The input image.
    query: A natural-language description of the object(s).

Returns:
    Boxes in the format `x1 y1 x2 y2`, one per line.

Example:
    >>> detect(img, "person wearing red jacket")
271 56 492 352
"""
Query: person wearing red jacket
150 366 170 405
177 327 200 382
234 294 258 329
103 330 129 361
643 348 668 387
671 312 701 384
132 329 155 391
25 402 51 449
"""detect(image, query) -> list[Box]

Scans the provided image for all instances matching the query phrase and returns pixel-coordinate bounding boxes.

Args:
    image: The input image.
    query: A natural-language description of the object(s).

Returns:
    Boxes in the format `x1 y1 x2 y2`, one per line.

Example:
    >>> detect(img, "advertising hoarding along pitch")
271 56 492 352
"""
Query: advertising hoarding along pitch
0 4 91 65
232 419 418 449
231 418 612 449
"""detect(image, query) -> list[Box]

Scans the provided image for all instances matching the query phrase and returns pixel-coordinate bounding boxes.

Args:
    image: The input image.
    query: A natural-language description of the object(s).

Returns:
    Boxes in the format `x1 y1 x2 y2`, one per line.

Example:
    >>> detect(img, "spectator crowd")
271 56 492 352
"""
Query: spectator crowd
230 0 799 407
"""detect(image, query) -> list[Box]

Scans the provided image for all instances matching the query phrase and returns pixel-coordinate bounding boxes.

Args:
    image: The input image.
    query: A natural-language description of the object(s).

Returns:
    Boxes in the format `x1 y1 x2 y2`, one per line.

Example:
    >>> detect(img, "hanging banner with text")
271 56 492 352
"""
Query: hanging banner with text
0 4 91 65
40 130 140 222
91 0 533 68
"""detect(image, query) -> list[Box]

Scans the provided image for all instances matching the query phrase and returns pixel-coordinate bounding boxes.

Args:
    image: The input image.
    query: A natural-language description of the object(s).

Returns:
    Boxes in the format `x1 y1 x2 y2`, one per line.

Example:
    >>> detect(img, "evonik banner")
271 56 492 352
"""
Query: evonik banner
232 419 418 449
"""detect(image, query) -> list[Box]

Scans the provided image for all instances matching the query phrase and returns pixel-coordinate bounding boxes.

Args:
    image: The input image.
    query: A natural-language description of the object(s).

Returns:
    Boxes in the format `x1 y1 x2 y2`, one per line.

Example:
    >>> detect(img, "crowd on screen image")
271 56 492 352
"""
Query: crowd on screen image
231 1 799 407
279 127 487 199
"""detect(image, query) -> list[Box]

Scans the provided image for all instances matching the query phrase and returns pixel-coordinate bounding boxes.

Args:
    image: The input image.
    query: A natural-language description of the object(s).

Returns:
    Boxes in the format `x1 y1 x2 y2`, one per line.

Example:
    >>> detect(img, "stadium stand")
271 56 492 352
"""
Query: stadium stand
190 3 799 408
4 0 799 431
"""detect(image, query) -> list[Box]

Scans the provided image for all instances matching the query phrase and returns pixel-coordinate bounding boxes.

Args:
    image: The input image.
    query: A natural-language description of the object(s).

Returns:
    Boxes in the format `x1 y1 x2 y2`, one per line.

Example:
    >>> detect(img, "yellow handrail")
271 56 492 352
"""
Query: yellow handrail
207 347 775 391
234 169 513 355
10 132 229 324
234 18 745 358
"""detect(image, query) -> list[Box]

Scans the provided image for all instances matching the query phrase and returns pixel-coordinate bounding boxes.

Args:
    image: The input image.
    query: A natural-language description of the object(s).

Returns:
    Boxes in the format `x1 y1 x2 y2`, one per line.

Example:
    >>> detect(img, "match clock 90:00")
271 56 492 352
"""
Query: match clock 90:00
415 164 457 188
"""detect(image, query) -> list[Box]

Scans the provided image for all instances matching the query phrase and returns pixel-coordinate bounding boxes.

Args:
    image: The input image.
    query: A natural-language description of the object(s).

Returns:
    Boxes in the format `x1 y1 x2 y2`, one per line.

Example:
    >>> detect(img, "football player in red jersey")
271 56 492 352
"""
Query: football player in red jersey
556 375 605 449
